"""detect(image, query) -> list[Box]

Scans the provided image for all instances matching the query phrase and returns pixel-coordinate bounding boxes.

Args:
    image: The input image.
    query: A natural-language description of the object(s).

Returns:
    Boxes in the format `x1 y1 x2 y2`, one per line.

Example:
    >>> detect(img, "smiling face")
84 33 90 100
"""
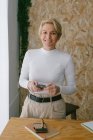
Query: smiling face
40 23 59 50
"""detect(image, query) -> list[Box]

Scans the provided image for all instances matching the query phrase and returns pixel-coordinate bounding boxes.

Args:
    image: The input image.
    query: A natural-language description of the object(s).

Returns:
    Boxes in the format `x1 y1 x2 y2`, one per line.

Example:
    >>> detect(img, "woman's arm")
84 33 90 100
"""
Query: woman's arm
19 51 29 89
59 56 76 95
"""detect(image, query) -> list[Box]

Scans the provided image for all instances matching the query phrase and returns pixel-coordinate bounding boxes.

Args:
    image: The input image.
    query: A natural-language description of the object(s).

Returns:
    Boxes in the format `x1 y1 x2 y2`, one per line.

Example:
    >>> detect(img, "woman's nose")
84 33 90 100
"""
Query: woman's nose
46 33 51 39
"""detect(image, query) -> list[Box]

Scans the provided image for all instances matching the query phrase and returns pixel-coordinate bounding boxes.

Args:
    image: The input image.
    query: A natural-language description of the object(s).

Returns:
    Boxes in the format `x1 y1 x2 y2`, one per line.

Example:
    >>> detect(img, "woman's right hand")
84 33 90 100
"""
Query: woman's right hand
27 81 41 92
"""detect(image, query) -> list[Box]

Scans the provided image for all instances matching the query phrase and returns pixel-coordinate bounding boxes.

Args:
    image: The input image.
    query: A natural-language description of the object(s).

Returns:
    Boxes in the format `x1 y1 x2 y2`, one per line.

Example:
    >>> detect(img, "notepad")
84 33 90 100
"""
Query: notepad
81 121 93 133
25 122 60 140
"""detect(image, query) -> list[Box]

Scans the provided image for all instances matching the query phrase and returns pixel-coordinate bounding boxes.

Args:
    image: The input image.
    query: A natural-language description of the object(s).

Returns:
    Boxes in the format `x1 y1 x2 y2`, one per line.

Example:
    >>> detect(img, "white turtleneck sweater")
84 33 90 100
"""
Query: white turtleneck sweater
19 48 76 95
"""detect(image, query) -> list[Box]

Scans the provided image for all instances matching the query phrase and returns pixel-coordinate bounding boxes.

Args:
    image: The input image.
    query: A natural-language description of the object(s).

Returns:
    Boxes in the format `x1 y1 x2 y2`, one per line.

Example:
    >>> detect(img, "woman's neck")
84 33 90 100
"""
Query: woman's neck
43 46 56 51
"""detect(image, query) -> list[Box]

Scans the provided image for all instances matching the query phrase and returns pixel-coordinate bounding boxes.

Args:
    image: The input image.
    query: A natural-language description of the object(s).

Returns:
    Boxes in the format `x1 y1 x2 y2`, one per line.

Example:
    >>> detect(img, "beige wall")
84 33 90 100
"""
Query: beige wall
20 0 93 120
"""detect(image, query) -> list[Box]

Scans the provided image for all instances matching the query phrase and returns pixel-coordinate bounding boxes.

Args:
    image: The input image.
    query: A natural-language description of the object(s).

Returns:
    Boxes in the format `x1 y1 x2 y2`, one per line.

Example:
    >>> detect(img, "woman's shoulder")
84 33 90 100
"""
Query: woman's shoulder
56 50 73 66
57 49 72 59
25 48 40 56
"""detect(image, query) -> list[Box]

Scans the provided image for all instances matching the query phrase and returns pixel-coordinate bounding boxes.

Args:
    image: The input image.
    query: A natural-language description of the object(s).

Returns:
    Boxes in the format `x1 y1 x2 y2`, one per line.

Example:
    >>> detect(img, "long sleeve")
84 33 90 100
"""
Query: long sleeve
19 51 29 89
59 56 76 95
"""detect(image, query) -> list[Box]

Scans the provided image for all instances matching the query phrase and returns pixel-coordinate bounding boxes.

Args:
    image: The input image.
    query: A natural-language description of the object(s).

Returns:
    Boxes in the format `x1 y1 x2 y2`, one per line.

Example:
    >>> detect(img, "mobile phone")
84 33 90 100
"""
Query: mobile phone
33 123 48 133
36 84 46 89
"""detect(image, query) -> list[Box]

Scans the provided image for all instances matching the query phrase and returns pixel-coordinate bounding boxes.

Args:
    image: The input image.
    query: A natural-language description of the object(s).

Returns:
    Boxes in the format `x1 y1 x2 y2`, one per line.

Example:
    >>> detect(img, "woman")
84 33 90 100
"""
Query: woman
19 18 76 119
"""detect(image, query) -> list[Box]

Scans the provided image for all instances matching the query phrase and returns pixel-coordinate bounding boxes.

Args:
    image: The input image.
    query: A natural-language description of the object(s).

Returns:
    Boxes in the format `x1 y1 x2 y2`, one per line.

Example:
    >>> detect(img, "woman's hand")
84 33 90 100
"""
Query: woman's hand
27 81 42 92
43 83 60 96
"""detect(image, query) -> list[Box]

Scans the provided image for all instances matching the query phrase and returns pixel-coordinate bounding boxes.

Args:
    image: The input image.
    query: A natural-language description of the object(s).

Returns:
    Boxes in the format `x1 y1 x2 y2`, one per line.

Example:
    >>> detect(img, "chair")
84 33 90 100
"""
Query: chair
66 103 79 119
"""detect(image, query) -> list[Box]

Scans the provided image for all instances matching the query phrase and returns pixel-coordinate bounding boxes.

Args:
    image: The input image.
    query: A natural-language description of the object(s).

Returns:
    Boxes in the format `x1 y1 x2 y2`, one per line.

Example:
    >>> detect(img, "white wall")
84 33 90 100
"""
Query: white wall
8 0 19 118
0 0 9 134
0 0 19 134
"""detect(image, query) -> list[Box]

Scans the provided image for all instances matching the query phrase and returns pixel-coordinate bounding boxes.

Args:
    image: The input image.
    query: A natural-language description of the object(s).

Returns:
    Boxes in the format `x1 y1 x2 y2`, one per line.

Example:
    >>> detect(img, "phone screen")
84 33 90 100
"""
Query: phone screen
33 122 48 133
37 84 46 89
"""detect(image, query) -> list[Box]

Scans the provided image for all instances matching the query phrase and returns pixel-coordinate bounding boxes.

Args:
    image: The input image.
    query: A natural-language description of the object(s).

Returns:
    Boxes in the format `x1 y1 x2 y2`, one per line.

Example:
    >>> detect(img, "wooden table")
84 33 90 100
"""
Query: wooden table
0 117 93 140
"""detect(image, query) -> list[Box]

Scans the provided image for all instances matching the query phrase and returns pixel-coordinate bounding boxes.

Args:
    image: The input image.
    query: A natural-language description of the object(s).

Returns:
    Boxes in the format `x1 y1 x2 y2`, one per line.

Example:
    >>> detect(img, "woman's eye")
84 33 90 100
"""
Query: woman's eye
51 32 57 35
41 31 57 35
42 32 47 34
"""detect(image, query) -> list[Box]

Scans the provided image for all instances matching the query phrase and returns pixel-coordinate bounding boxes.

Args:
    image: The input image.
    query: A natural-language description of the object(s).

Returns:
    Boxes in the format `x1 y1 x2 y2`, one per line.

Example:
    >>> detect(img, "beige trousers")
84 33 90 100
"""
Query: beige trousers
20 94 66 119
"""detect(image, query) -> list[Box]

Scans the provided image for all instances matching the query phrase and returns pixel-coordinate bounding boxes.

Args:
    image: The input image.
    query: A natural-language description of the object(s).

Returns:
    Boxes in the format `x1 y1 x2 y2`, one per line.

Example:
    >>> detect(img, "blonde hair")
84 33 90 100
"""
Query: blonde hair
38 18 62 39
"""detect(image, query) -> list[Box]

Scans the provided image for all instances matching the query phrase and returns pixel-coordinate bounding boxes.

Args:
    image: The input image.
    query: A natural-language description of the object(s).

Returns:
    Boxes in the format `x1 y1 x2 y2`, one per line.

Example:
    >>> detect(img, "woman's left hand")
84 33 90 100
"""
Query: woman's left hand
43 83 60 96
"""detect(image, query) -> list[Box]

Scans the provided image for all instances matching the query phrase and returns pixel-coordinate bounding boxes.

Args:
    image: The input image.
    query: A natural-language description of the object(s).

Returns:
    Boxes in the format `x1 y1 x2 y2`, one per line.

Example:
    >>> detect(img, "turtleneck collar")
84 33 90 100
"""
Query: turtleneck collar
40 47 57 54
